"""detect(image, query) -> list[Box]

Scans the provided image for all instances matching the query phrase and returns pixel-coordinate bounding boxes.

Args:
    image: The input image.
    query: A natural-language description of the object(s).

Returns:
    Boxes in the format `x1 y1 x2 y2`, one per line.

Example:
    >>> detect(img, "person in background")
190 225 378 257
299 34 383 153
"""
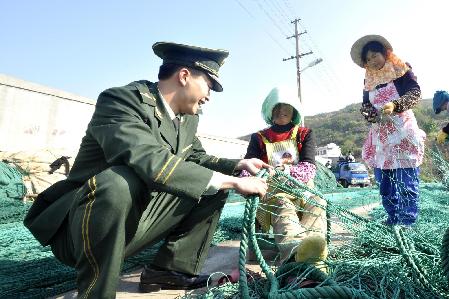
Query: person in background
346 151 355 162
432 90 449 144
243 86 328 268
24 42 271 297
351 35 426 227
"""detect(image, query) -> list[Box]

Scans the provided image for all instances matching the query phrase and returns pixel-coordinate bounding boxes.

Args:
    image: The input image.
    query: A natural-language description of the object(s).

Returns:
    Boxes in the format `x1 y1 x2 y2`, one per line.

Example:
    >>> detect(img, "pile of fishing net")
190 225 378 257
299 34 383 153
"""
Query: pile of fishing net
0 161 163 298
192 151 449 299
1 147 449 298
0 161 27 224
427 146 449 190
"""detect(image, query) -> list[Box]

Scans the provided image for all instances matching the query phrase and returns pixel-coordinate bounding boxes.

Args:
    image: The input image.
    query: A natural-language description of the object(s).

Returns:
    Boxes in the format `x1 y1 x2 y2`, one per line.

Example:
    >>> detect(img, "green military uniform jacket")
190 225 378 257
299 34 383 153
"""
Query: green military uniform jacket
24 80 238 246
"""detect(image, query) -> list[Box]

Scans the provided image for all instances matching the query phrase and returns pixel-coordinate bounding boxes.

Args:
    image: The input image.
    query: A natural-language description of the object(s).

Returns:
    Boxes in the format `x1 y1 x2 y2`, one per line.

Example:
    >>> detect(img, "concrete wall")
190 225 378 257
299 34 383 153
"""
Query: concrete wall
0 74 95 155
0 74 248 159
197 133 248 159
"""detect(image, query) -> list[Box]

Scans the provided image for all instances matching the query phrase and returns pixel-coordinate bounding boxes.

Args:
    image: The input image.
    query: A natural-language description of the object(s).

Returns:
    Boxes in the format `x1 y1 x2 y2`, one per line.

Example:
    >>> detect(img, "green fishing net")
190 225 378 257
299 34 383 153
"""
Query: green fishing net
2 142 449 298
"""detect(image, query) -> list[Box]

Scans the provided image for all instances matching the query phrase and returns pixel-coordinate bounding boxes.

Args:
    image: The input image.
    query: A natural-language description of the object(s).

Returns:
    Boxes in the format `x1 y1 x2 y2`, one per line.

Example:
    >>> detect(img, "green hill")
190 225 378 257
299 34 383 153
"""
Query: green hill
305 98 449 181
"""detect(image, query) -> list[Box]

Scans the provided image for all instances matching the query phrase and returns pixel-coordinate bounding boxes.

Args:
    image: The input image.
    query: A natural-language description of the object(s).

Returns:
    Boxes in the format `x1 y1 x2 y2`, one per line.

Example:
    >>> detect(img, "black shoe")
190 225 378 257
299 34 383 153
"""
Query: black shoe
139 265 209 292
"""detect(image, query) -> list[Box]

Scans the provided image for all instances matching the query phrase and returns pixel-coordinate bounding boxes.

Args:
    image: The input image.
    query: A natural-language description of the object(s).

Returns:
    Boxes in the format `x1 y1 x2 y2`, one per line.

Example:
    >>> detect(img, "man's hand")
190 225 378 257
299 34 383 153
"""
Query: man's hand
232 176 268 198
436 130 448 144
236 158 273 176
382 102 395 115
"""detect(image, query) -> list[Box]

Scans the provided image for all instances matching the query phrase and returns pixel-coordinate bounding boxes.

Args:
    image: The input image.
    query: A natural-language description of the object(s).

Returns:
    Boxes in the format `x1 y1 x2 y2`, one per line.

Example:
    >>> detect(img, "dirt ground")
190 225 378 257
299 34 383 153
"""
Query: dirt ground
51 240 266 298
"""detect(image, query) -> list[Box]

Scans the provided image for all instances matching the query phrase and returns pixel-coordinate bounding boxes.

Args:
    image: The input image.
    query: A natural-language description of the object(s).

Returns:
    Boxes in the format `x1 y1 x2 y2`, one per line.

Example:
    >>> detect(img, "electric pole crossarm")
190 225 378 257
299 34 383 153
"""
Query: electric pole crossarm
286 30 307 40
282 56 295 61
299 51 313 58
282 51 312 61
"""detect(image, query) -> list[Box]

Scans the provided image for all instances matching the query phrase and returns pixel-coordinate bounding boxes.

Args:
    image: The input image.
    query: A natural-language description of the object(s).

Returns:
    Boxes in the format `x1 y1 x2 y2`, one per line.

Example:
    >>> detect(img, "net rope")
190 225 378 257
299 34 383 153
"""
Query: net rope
1 122 449 297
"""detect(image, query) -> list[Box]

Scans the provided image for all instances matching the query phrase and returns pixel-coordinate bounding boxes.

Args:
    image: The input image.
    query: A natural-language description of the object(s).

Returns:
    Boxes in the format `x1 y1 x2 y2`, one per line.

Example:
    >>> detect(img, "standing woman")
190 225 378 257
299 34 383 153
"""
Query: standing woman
350 35 426 226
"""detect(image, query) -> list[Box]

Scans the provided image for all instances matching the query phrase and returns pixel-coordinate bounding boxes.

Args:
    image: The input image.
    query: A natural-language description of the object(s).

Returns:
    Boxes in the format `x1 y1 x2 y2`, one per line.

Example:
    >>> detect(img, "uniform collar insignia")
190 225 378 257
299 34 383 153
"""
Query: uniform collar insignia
141 92 155 101
154 106 163 119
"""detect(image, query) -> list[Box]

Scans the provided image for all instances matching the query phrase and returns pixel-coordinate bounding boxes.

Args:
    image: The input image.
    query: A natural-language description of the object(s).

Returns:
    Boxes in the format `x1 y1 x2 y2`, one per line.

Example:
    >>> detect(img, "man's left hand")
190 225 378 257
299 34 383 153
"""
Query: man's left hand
236 158 273 176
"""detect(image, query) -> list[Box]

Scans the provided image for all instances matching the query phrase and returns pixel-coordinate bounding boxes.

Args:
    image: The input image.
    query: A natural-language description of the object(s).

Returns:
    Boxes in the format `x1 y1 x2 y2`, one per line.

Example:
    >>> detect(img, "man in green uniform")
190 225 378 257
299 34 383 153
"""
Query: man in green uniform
24 42 270 298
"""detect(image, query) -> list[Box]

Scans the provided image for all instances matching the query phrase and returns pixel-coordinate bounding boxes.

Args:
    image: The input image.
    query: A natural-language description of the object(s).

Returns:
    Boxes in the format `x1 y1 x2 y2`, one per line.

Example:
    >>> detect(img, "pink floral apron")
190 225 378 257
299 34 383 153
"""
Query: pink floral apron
362 82 426 169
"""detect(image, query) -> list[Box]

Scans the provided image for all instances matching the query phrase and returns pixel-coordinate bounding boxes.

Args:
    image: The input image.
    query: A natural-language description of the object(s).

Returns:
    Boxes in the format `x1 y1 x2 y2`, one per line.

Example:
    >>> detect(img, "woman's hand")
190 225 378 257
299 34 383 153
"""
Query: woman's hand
436 130 448 144
382 102 395 115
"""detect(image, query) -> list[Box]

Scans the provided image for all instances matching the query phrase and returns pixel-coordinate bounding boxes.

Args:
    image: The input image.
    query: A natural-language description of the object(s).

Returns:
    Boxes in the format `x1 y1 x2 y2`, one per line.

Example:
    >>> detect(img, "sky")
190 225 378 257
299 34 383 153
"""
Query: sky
1 0 448 138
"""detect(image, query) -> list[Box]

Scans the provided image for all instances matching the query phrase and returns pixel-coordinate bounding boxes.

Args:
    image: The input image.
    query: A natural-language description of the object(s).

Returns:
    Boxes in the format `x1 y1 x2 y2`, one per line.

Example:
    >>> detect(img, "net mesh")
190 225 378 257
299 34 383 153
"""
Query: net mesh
188 144 449 299
1 143 449 298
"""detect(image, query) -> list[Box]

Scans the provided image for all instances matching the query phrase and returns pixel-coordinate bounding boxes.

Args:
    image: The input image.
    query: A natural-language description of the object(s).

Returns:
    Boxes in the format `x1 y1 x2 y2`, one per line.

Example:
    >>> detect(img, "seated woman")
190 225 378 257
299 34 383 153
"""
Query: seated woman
243 86 327 266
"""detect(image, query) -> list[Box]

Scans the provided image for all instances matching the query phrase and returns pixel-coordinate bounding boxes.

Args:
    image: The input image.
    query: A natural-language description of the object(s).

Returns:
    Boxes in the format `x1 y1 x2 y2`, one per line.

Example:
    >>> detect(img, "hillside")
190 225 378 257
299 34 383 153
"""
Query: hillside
305 98 448 158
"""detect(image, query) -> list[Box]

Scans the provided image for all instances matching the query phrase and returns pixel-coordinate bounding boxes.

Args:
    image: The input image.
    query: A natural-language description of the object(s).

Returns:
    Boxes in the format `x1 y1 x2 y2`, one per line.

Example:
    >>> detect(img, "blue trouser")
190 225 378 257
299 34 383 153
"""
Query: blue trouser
374 167 420 225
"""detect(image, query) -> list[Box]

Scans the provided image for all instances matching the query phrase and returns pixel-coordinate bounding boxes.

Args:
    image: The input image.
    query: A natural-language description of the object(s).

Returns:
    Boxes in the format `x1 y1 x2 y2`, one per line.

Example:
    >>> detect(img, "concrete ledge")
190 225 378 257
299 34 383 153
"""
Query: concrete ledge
0 73 95 105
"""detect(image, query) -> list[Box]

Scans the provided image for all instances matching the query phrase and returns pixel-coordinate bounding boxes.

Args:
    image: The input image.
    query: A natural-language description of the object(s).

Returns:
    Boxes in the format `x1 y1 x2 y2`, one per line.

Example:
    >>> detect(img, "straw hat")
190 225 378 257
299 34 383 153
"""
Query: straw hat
350 35 393 68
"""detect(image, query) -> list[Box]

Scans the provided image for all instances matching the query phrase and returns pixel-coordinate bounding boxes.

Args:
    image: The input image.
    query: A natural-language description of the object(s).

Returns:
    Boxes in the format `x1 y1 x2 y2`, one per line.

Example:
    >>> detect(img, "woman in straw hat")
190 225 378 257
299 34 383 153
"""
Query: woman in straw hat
242 86 327 269
350 35 426 227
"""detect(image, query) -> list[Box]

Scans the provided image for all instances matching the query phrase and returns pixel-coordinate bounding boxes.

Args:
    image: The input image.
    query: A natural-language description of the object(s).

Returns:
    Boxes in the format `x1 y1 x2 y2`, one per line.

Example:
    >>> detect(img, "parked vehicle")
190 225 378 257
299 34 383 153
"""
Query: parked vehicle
333 161 370 188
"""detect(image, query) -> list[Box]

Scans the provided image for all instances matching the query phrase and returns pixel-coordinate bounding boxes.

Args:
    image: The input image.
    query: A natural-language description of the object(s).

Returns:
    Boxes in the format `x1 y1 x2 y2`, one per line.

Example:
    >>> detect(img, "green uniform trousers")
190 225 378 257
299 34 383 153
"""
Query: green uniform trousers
50 165 227 298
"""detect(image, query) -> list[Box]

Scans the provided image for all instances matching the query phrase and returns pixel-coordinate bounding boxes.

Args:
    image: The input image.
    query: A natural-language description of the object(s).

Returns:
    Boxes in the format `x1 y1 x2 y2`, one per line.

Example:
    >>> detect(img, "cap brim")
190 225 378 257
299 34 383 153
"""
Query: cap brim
207 73 223 92
350 35 393 68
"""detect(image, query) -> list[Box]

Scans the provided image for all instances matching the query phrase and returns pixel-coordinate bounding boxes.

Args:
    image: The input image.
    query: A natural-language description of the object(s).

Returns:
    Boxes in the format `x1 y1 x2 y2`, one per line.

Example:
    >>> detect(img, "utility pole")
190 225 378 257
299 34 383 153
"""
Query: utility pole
283 18 312 104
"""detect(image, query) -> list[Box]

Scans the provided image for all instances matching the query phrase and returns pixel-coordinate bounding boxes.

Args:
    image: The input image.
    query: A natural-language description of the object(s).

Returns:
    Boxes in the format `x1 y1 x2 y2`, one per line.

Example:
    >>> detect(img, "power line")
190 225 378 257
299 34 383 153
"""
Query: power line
294 20 344 95
253 0 340 94
263 0 292 31
233 0 291 55
234 0 342 107
282 0 296 19
252 0 290 38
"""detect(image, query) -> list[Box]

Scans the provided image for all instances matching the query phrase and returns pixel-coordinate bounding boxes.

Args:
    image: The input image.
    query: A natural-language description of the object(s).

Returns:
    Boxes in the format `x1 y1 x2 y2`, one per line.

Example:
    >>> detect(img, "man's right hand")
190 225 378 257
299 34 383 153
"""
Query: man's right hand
221 176 268 198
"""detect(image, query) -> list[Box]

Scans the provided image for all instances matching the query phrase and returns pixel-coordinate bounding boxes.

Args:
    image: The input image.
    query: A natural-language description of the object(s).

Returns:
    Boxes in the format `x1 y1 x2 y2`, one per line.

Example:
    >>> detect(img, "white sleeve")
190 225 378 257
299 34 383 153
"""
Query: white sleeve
203 171 227 195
